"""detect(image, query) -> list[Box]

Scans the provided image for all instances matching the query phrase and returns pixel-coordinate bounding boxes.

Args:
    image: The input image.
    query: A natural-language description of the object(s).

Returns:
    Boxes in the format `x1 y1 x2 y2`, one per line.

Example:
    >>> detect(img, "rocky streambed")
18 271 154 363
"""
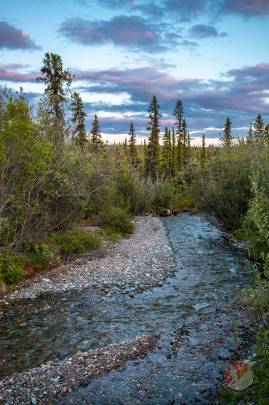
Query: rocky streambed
0 214 252 404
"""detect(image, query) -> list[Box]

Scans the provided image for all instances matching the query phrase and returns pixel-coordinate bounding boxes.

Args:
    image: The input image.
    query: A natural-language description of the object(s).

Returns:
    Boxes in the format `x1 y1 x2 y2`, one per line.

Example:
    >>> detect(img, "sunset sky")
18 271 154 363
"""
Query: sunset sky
0 0 269 144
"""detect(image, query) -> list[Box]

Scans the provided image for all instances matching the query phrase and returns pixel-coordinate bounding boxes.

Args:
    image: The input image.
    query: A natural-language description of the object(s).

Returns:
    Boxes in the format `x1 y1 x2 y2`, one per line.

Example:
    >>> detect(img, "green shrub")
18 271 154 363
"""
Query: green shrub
27 242 54 270
152 181 180 211
48 230 101 256
101 227 122 242
98 207 134 235
0 252 26 285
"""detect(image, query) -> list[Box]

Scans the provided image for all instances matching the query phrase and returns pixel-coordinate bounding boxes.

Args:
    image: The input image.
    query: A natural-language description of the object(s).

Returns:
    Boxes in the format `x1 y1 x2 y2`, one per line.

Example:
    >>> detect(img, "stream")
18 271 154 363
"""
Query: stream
0 213 252 403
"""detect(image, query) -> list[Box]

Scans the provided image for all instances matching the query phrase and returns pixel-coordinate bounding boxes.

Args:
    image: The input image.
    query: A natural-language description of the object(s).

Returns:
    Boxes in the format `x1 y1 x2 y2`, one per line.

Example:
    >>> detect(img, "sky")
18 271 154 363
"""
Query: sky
0 0 269 144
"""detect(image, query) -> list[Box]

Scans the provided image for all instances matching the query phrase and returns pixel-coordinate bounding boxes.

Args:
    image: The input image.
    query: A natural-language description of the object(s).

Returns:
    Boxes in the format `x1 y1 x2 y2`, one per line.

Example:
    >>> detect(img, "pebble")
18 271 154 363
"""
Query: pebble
2 217 175 304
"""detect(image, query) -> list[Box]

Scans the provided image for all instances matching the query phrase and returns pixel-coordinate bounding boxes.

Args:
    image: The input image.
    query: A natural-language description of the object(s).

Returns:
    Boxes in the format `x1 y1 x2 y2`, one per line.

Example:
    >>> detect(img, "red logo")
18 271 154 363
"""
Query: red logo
224 361 254 391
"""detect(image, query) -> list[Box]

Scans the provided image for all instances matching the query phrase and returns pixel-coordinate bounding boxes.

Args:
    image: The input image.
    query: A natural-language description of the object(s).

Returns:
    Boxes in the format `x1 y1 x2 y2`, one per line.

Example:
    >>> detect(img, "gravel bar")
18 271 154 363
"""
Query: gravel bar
0 333 160 405
1 216 176 304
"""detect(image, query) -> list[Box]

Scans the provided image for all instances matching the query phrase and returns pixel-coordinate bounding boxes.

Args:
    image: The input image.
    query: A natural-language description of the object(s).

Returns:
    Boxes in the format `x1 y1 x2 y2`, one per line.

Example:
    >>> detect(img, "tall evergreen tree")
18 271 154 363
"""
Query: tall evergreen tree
143 139 147 170
253 114 265 141
91 114 103 152
128 122 138 167
171 128 176 177
246 123 254 144
174 100 184 170
182 118 189 164
162 127 172 178
220 117 233 147
70 92 87 147
145 96 160 181
201 133 206 167
37 53 72 124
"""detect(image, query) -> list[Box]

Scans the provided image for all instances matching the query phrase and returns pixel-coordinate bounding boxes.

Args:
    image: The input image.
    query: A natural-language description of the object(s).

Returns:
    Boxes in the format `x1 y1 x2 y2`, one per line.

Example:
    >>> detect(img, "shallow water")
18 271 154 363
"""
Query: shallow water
0 214 252 403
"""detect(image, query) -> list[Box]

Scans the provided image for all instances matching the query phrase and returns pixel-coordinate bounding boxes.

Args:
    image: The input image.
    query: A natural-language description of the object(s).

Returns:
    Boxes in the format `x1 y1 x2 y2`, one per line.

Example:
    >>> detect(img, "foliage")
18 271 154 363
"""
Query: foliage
90 114 103 152
220 117 233 147
243 148 269 276
194 146 252 229
0 252 26 285
98 207 134 235
70 92 87 146
145 95 160 181
151 181 181 212
26 242 54 271
47 230 101 256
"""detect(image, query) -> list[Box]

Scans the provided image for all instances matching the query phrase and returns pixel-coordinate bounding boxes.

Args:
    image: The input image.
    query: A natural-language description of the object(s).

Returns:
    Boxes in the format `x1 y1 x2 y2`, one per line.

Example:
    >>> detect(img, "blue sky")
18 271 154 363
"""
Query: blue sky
0 0 269 144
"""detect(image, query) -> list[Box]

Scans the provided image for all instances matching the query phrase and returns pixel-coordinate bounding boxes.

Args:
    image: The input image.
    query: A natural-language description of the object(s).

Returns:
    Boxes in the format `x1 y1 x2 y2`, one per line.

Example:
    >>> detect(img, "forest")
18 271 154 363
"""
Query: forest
1 53 269 402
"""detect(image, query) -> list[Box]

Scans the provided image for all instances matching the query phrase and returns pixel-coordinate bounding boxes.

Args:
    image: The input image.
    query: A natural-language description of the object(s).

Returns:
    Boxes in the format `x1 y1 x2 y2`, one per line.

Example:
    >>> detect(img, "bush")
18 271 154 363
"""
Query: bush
195 146 252 230
48 230 101 256
98 207 134 235
0 252 26 285
151 181 181 211
26 242 54 270
101 227 122 242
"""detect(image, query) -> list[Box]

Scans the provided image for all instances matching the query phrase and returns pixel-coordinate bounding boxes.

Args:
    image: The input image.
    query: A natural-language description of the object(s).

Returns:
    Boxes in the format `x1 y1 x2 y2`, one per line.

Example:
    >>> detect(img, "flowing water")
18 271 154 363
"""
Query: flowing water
0 214 252 403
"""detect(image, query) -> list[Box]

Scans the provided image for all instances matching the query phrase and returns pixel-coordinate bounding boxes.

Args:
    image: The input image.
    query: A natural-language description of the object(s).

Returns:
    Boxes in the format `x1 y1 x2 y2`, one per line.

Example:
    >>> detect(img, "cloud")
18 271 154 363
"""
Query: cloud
226 62 269 81
74 66 200 102
0 65 37 82
74 62 269 135
166 0 211 20
95 0 269 20
1 62 268 137
222 0 269 16
188 24 227 39
59 15 170 51
0 21 40 50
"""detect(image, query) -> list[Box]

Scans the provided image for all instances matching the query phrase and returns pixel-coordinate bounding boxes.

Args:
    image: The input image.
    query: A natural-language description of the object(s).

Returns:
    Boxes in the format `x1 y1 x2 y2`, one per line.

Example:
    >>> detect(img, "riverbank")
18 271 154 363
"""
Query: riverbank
0 333 160 405
0 216 176 305
0 214 254 404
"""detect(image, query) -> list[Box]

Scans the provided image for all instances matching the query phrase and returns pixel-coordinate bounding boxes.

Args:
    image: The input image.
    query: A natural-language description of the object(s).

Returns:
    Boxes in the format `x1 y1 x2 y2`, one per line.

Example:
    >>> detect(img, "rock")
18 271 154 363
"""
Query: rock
218 348 231 360
159 209 172 217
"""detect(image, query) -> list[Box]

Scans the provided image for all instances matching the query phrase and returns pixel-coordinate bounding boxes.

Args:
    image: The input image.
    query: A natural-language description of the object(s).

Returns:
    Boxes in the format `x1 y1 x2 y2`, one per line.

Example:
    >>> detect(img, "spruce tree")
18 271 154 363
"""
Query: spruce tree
246 123 254 144
171 128 176 177
70 92 87 147
91 114 103 152
145 96 160 181
174 100 184 171
182 118 189 164
253 114 265 141
220 117 233 147
143 139 147 171
128 122 138 167
201 133 206 167
37 53 72 124
162 127 172 178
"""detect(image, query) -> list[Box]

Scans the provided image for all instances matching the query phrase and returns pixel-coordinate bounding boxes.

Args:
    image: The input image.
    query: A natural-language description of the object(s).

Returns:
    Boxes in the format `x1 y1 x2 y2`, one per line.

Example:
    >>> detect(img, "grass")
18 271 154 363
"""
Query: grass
47 230 101 256
0 252 26 285
98 207 134 235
